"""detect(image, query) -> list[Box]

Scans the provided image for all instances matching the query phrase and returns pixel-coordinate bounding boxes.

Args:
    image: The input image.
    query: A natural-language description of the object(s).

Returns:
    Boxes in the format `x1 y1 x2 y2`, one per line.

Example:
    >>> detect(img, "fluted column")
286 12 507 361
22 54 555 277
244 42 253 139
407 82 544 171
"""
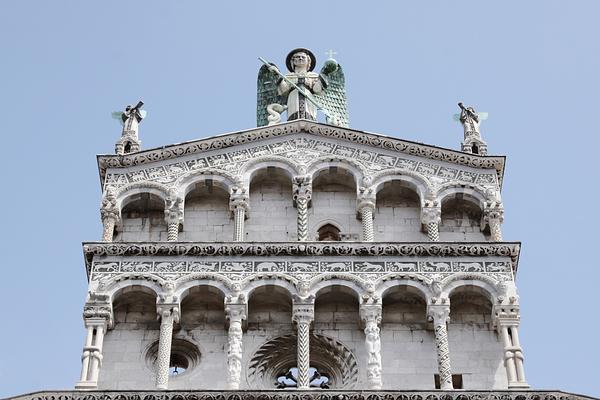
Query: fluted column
484 206 504 241
357 187 376 242
427 304 453 389
225 303 247 389
164 192 183 242
495 306 529 388
293 176 312 241
76 299 113 389
421 204 441 242
155 303 180 390
100 189 120 242
360 304 383 389
292 300 314 389
230 187 249 242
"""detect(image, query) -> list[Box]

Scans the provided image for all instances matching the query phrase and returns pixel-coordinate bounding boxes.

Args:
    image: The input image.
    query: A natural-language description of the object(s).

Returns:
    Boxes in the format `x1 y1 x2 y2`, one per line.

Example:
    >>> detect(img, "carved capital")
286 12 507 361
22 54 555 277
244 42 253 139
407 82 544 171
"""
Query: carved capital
164 188 184 225
83 302 113 328
100 188 120 222
484 206 505 224
225 303 247 323
357 186 376 212
427 304 451 326
493 304 520 327
229 187 250 215
156 302 180 324
292 175 312 206
421 205 442 225
360 304 382 326
292 301 314 325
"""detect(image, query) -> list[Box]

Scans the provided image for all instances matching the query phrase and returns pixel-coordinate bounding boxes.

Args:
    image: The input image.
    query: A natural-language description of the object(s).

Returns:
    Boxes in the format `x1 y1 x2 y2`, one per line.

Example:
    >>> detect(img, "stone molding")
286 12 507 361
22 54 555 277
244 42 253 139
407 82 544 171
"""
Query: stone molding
99 121 505 191
5 390 596 400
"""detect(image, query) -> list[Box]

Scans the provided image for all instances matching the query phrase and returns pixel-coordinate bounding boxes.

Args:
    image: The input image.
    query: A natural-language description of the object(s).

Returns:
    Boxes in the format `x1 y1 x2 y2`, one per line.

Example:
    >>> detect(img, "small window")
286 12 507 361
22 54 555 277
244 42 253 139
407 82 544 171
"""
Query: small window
471 144 479 154
434 374 463 389
318 224 341 241
124 141 132 154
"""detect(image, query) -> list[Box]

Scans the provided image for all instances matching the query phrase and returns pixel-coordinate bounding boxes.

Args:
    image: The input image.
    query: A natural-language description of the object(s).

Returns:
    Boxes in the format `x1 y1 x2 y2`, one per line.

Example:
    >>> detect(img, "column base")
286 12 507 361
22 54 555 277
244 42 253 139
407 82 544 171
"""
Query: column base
508 382 530 389
75 381 98 390
156 384 168 390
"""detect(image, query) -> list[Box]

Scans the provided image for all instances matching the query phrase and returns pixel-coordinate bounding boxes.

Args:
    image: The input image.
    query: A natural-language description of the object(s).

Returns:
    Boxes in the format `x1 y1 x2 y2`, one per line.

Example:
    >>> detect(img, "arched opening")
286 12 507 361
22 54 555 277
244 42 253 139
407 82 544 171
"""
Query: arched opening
314 285 360 331
181 181 233 241
381 285 432 389
440 194 486 241
246 167 295 241
471 144 479 154
98 286 158 388
374 180 425 241
247 285 293 333
124 141 132 154
448 286 503 389
117 193 166 241
317 224 341 241
310 167 360 240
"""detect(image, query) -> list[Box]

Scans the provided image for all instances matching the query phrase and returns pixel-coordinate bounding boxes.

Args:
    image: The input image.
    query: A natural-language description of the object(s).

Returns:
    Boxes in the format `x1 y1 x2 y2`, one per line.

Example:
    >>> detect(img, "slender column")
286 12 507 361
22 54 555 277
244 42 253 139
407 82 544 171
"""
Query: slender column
293 176 312 241
100 189 120 242
292 300 314 389
510 325 527 384
76 299 112 390
500 325 518 385
421 205 441 242
357 187 376 242
230 187 250 242
155 303 180 390
484 207 504 241
164 189 183 241
494 305 529 388
225 303 247 389
360 304 383 389
427 305 453 389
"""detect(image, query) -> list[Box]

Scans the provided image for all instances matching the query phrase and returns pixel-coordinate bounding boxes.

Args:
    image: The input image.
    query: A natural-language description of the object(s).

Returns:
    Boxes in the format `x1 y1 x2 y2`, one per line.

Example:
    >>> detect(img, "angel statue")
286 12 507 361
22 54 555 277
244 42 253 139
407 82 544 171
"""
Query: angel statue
453 102 488 139
111 101 146 155
257 48 349 128
112 101 146 137
453 102 489 155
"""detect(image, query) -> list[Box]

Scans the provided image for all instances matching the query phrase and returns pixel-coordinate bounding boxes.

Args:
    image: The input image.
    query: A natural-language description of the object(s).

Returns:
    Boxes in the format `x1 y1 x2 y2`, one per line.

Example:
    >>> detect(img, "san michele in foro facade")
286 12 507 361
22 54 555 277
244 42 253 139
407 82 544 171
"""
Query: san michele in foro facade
7 49 594 400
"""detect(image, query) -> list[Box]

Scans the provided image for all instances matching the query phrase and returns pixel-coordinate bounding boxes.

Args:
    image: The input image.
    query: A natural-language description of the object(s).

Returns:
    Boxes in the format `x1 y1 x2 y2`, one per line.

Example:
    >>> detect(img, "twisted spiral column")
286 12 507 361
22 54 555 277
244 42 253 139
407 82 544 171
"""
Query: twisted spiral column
155 305 179 390
230 188 249 242
421 205 441 242
164 190 183 242
292 302 314 389
167 222 179 241
357 187 376 242
428 305 453 390
293 176 312 242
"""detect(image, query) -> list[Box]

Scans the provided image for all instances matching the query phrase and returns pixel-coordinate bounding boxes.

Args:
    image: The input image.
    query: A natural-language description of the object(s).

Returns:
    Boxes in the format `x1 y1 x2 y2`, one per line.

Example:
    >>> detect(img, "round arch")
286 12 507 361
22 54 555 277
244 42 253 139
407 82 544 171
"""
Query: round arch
243 276 298 300
241 156 300 185
376 277 432 304
370 170 430 206
177 170 239 199
442 275 500 304
306 157 364 188
174 275 232 302
311 277 364 301
105 279 162 304
115 183 169 211
436 183 488 210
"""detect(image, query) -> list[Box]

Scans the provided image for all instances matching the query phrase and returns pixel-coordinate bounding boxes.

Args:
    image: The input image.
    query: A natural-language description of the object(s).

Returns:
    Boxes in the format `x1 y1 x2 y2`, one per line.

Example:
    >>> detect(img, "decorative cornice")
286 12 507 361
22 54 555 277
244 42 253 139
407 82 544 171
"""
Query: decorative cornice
82 241 521 277
97 120 506 189
3 390 596 400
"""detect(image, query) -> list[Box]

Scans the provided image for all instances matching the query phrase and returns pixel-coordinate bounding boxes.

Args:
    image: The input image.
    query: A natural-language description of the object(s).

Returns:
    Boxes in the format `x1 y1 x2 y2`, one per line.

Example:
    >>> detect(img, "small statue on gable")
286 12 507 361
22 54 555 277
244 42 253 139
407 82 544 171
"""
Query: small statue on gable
454 102 488 155
112 100 146 155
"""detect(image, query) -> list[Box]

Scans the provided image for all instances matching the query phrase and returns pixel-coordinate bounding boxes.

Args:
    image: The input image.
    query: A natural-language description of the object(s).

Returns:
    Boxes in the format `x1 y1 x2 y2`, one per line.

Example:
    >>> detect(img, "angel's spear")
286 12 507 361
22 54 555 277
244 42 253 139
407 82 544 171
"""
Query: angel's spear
258 56 332 120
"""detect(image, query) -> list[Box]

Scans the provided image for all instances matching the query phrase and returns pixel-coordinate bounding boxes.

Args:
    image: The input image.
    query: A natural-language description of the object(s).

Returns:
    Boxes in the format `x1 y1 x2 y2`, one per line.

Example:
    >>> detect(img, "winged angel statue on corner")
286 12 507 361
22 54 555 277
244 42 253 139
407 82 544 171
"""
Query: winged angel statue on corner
257 48 349 127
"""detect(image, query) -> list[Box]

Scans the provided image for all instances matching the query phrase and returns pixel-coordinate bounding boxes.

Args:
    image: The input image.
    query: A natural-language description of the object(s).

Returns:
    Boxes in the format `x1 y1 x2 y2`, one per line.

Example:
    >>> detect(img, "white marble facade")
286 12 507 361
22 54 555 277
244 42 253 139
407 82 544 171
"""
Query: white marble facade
78 120 526 392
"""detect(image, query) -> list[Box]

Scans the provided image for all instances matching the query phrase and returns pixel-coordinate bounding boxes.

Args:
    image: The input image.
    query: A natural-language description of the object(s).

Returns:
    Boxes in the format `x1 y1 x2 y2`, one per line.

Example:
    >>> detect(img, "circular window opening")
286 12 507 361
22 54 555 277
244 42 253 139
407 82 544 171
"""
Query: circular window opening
146 338 200 378
248 333 358 389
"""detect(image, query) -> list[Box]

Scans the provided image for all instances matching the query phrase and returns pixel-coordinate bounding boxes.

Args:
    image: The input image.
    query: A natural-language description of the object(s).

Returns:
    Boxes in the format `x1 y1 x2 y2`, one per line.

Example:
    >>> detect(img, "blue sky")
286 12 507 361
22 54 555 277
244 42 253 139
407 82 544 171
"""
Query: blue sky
0 1 598 397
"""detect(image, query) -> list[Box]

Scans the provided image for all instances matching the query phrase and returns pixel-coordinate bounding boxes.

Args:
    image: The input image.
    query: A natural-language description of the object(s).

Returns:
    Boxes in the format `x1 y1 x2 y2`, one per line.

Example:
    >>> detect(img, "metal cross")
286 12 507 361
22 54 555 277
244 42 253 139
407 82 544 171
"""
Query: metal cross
325 49 337 59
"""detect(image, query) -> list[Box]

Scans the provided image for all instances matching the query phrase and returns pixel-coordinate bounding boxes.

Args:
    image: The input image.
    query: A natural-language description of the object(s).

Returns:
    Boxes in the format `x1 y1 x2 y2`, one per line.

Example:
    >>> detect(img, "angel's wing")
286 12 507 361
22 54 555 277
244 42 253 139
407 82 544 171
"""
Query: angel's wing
452 114 461 121
111 111 124 126
139 110 147 120
477 112 488 121
257 64 282 127
316 61 349 128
